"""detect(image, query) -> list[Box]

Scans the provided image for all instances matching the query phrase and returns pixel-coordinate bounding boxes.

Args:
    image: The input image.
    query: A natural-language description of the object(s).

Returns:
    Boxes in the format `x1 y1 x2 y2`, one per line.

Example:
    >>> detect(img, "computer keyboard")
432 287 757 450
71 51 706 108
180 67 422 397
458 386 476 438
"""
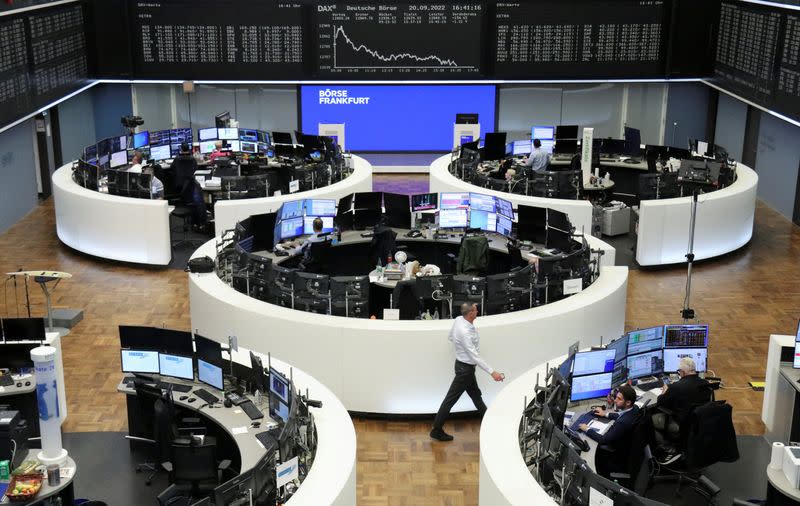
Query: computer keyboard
194 388 221 405
239 400 264 420
158 381 193 393
0 375 14 387
569 411 597 432
636 379 664 391
255 429 280 450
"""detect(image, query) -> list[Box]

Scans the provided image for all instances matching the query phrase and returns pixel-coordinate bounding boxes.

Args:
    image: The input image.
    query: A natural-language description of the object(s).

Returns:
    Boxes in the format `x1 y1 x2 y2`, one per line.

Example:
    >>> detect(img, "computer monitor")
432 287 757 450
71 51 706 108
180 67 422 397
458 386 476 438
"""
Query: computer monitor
469 210 497 232
121 349 160 374
150 144 171 161
153 328 194 357
555 125 579 140
249 351 268 394
213 469 255 506
606 336 628 362
240 141 257 154
133 131 150 149
663 324 708 348
199 141 217 154
252 445 276 504
109 150 128 168
546 228 572 253
272 398 290 424
440 192 470 210
411 193 438 212
383 193 411 228
626 349 663 379
553 138 579 155
496 215 513 237
84 144 97 162
572 349 616 376
225 140 241 153
258 131 271 145
1 317 45 341
570 372 613 402
663 348 707 373
482 132 507 161
198 358 224 390
280 200 304 221
353 192 382 210
511 140 532 156
277 217 303 241
794 341 800 369
293 272 330 296
272 131 293 144
516 205 547 244
270 367 290 406
303 216 334 234
469 192 496 213
439 209 467 229
218 128 239 140
194 334 223 367
149 130 170 146
626 326 664 355
239 129 259 142
1 343 37 370
624 126 641 156
494 197 513 220
158 352 194 380
602 138 627 155
198 127 218 141
532 125 555 141
305 199 336 217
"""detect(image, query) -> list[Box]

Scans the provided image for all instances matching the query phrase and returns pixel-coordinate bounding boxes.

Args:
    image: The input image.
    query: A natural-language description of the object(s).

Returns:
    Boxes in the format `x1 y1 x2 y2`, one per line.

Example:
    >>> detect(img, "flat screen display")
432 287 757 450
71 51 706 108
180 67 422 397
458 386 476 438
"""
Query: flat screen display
305 199 337 217
440 192 470 210
199 128 218 141
411 193 438 212
241 141 257 154
794 341 800 369
663 348 707 373
273 399 289 423
150 145 171 161
663 324 708 348
572 349 616 376
239 129 259 142
303 216 334 234
133 131 150 149
218 128 239 140
270 369 290 404
606 337 628 363
121 349 159 374
280 200 304 220
278 217 304 240
532 126 555 140
301 85 496 151
626 326 664 355
439 209 468 229
200 141 217 154
469 193 496 213
469 210 496 232
198 358 223 390
109 151 128 168
495 197 514 219
570 372 613 402
496 215 513 237
626 349 663 379
158 353 194 380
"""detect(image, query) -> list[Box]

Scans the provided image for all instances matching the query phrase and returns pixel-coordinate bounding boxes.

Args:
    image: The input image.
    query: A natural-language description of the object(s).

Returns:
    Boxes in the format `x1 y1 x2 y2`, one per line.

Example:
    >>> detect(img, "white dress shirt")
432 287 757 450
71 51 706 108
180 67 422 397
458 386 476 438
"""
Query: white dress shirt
150 175 164 199
292 232 327 257
525 147 551 171
448 316 492 374
127 163 143 173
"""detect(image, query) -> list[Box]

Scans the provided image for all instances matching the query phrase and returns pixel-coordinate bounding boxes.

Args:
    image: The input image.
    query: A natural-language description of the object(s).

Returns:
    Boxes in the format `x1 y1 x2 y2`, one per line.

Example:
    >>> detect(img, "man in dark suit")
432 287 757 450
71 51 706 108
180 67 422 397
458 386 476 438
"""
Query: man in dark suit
657 356 711 425
170 143 206 229
578 384 640 478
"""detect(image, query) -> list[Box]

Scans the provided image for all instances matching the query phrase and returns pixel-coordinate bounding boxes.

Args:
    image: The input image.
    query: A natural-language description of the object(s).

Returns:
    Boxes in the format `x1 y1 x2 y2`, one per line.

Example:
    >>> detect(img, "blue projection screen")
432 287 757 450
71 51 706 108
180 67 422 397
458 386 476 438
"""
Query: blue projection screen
301 85 496 152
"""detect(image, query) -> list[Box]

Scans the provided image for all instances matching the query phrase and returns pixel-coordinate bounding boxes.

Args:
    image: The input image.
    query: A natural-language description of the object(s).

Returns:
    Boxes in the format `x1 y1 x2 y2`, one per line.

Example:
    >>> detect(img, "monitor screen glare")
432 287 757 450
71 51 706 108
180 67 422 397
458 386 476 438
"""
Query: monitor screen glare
469 193 496 213
121 349 159 374
469 210 496 232
627 326 664 355
532 126 555 140
158 353 194 380
109 150 128 168
150 145 171 161
305 199 337 216
133 131 150 149
279 218 304 240
198 358 224 390
218 128 239 140
570 372 613 402
572 349 616 376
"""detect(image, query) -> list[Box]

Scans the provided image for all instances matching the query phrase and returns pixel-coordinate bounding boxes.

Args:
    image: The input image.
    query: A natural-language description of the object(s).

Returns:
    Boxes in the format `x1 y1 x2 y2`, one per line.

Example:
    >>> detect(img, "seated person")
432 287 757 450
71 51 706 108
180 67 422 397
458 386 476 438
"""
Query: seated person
170 143 207 229
293 217 329 266
505 168 517 182
578 384 640 479
493 158 514 180
524 139 551 172
142 166 164 199
127 151 144 173
652 357 711 455
209 140 228 161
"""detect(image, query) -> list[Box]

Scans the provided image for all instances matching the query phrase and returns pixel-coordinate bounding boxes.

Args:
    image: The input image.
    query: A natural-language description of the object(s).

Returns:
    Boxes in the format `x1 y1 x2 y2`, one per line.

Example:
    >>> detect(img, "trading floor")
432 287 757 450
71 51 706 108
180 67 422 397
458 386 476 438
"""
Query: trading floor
1 176 797 505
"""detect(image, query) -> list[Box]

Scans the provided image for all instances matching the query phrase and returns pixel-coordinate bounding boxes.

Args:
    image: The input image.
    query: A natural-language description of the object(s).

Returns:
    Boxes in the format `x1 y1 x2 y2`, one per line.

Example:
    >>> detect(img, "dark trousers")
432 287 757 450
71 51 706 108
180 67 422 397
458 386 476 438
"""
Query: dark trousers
432 360 487 430
182 183 207 225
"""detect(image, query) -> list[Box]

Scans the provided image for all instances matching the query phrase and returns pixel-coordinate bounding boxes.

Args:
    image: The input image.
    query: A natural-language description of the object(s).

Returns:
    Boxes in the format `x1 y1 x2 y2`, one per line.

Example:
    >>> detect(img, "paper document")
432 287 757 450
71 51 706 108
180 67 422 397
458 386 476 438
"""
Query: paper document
587 419 611 435
231 426 249 435
589 486 613 506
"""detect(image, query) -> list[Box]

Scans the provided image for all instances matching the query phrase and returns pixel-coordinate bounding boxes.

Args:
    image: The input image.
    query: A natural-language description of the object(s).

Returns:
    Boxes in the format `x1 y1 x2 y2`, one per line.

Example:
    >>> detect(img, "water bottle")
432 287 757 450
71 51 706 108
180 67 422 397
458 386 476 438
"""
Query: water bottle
433 309 440 320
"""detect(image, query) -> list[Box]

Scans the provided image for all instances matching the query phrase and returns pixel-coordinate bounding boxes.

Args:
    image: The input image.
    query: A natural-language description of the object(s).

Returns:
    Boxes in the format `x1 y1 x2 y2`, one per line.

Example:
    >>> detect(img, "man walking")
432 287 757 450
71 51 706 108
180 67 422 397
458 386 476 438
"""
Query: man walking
430 303 504 442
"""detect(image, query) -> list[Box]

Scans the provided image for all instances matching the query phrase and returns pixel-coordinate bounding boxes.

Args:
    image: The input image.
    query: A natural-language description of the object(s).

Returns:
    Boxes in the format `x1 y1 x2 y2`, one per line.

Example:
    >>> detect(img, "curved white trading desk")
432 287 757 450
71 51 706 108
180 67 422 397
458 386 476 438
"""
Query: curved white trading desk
635 162 758 266
429 154 595 236
189 237 626 415
52 163 172 265
479 355 560 505
213 155 373 237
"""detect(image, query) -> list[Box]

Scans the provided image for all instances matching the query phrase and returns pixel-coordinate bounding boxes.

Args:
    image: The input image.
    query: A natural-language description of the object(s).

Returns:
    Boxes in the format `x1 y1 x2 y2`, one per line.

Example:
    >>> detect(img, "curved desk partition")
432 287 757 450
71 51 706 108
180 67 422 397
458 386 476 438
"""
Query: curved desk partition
52 163 171 265
189 237 627 415
636 162 758 266
213 155 373 237
429 154 595 236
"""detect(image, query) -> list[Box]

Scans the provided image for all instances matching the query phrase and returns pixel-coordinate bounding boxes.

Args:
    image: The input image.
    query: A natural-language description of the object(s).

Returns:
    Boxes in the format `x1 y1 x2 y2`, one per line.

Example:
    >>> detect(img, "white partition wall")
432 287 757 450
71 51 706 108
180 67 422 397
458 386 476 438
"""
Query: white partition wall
636 163 758 266
429 154 595 234
52 164 172 265
189 237 627 415
213 155 373 237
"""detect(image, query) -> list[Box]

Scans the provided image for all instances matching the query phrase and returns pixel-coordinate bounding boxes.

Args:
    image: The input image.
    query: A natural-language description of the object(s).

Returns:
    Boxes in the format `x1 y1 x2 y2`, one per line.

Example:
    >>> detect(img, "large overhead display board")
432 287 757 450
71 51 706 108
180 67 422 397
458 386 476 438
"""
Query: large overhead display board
492 0 668 79
314 2 484 78
129 0 305 80
0 2 89 129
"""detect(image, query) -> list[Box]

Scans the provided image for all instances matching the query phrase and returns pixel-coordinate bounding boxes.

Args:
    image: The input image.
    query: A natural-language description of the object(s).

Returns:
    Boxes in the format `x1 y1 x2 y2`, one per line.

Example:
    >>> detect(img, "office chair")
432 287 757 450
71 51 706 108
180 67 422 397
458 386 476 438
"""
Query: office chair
170 206 203 250
371 225 397 267
457 234 489 276
156 484 191 506
505 243 527 271
608 407 655 495
132 380 165 485
300 240 332 274
169 437 231 498
391 279 419 320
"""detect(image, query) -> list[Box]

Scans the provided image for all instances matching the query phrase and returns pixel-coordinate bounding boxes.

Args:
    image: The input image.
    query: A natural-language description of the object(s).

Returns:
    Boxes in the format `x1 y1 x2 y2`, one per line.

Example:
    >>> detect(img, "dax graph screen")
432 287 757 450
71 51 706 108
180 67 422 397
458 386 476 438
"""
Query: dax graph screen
315 2 484 78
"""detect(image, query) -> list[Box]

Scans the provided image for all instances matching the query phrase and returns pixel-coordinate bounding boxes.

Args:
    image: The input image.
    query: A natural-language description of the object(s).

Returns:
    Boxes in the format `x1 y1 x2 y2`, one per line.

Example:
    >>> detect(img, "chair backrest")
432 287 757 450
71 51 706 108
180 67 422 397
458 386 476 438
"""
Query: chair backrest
154 397 178 462
506 244 525 269
624 408 655 495
304 240 332 274
172 439 218 485
391 279 419 320
684 400 739 469
134 379 163 438
458 235 490 275
371 227 397 266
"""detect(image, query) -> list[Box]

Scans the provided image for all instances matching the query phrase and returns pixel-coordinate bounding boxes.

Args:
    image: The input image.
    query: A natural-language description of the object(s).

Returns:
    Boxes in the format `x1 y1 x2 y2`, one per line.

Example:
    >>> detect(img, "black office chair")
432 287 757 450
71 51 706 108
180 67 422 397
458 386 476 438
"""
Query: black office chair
608 407 655 495
371 225 397 267
132 380 166 484
457 234 489 276
391 279 419 320
300 240 332 274
169 437 231 498
506 242 527 271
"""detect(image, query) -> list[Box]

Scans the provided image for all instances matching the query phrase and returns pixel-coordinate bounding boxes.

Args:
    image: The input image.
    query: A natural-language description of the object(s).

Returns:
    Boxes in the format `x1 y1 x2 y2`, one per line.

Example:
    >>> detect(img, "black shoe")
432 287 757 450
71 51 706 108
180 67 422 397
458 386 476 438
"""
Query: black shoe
430 428 454 442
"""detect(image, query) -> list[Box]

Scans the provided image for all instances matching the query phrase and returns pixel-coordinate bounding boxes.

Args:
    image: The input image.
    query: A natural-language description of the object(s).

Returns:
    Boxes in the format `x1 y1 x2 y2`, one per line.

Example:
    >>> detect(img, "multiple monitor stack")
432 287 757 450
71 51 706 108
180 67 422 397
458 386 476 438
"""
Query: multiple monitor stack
118 325 316 504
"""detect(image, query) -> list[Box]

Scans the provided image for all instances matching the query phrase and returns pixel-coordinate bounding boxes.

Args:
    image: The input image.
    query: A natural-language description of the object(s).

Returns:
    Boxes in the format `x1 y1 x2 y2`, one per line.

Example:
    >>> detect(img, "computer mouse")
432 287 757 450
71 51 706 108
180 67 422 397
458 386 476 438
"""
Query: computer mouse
251 422 261 428
224 398 233 408
187 398 196 403
179 395 189 401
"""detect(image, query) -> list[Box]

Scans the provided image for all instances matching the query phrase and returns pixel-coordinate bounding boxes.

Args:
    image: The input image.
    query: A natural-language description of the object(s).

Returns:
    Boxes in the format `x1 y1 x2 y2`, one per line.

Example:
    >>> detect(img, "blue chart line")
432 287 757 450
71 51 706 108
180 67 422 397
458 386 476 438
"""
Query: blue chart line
333 25 464 69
